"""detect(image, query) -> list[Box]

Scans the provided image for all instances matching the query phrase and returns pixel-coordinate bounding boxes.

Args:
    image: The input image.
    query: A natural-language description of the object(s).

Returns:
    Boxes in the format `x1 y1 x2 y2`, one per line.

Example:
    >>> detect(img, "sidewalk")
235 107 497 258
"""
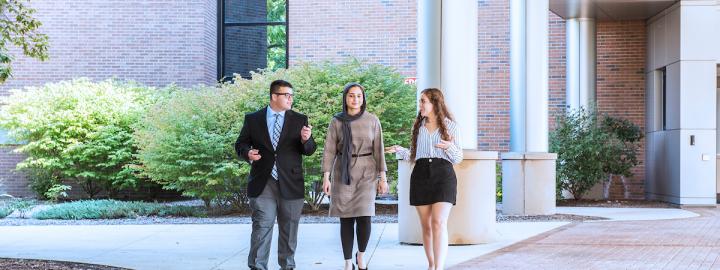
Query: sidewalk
452 207 716 269
0 206 698 270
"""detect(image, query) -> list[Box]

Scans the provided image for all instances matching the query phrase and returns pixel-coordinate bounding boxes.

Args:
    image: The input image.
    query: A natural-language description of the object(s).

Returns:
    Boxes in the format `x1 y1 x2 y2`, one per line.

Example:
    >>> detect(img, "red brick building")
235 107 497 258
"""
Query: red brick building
1 0 717 204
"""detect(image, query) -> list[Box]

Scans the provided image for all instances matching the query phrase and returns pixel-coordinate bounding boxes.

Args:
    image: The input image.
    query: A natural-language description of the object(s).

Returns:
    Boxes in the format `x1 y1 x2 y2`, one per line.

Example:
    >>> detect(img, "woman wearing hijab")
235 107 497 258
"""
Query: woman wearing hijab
322 82 388 270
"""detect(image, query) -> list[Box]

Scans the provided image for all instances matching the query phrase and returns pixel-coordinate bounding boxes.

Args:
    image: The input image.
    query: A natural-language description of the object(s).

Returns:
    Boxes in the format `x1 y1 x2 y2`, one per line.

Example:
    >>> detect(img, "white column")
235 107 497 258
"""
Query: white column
441 0 478 149
417 0 442 93
402 0 497 245
504 0 556 215
510 0 549 152
525 0 549 152
509 0 526 152
566 18 596 110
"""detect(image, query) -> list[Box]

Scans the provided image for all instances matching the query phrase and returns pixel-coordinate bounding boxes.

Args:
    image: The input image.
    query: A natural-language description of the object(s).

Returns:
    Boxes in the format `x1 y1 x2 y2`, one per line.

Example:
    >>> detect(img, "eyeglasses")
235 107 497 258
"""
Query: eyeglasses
273 92 294 98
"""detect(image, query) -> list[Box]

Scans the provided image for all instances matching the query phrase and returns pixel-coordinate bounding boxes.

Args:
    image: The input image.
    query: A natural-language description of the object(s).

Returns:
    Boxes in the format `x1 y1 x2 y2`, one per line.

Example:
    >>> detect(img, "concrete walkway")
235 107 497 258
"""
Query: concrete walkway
0 206 698 269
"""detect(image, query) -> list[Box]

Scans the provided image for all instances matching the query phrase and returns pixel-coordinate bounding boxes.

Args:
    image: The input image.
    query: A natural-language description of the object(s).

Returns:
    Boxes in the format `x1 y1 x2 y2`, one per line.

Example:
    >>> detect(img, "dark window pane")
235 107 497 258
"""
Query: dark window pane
219 0 287 80
224 25 268 79
225 0 267 23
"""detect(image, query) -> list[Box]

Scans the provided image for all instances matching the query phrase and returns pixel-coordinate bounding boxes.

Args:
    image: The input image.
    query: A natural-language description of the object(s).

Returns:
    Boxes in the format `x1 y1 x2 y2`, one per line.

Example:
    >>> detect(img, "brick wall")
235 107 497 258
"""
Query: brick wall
289 0 417 77
0 0 648 199
204 0 219 83
477 0 511 150
0 0 218 95
0 147 30 197
540 17 647 199
548 13 567 130
596 21 647 199
0 0 218 198
290 0 647 199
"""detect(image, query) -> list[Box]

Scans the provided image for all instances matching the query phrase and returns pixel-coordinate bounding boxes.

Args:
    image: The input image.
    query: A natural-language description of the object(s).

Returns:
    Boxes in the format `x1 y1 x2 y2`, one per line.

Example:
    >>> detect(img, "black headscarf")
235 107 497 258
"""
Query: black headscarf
334 83 366 185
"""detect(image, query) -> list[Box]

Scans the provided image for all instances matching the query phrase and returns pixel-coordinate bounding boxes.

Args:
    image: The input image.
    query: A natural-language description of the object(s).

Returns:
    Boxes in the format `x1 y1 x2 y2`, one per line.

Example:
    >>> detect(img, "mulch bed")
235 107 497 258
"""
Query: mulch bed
0 258 130 270
556 199 679 208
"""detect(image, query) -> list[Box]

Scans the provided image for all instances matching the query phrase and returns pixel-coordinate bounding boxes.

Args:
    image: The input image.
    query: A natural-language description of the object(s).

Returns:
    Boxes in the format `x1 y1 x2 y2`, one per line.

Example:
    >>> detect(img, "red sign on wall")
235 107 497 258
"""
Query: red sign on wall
404 77 416 85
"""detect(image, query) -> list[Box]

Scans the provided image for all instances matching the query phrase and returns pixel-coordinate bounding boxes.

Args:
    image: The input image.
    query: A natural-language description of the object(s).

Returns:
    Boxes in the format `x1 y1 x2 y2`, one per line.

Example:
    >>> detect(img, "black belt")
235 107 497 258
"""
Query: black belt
337 152 372 157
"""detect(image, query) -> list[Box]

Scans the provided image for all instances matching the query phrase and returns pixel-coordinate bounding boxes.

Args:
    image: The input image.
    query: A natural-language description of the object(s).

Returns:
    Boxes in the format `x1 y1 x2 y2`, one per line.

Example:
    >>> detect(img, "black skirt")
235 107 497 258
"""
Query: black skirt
409 158 457 206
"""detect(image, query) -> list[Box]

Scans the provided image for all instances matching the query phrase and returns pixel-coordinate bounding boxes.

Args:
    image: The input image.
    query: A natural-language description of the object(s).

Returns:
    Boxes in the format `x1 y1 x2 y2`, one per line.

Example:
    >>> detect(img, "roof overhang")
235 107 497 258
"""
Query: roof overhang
549 0 679 20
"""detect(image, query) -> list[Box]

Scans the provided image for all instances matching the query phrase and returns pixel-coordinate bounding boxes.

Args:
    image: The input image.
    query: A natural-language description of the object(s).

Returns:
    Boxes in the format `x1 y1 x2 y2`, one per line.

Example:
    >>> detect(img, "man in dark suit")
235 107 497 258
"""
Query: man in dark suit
235 80 317 270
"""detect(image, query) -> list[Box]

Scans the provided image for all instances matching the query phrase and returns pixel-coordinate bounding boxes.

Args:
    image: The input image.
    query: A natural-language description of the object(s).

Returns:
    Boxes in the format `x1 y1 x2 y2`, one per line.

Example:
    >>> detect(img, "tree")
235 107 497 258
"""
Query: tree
266 0 286 70
551 106 643 200
550 107 613 200
0 0 50 83
599 114 643 199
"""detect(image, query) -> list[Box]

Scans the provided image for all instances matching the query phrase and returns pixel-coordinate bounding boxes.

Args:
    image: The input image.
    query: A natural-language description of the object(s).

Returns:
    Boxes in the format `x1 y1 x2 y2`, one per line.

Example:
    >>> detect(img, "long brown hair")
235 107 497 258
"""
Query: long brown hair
410 88 454 160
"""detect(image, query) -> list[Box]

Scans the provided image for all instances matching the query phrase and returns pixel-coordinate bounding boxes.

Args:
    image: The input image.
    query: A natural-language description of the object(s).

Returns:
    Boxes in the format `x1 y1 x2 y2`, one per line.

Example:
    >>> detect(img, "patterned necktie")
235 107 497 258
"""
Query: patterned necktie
271 113 281 180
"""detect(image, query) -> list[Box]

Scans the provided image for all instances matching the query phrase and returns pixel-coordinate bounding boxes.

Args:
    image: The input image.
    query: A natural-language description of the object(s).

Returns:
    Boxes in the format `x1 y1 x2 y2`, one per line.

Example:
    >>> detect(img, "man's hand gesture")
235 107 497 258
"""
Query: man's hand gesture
301 125 312 143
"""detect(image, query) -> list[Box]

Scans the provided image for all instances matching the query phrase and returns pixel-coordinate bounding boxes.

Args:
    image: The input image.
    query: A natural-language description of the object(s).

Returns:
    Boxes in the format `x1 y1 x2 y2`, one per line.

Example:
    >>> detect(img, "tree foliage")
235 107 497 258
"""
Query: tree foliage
0 0 50 83
550 107 642 200
0 79 160 198
135 59 416 210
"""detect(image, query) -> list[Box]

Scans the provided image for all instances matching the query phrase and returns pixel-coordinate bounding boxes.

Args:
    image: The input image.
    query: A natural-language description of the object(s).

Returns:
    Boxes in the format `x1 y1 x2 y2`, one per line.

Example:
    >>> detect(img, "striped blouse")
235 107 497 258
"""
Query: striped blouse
395 118 463 165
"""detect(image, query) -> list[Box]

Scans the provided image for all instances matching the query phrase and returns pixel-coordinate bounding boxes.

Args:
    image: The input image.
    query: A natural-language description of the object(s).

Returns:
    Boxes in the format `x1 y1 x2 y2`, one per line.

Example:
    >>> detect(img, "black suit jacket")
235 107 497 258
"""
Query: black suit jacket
235 106 317 199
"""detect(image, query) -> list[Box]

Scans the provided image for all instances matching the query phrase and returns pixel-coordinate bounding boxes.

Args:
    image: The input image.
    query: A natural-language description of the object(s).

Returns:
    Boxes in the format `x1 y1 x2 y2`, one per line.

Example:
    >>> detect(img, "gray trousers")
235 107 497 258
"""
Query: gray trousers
247 179 304 270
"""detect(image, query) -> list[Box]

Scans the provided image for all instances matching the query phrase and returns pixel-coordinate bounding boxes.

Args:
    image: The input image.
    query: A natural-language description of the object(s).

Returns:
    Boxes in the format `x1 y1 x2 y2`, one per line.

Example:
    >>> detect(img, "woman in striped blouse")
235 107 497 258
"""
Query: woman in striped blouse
386 88 463 270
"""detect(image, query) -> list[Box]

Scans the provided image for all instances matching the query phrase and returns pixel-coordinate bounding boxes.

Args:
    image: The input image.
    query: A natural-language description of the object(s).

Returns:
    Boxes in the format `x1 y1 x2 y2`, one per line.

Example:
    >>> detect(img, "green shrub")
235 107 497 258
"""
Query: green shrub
135 59 416 210
45 184 71 202
158 205 207 217
33 199 206 220
0 206 12 218
226 59 416 209
26 169 58 200
134 85 249 209
0 78 163 198
600 115 643 177
551 107 643 200
550 107 613 200
0 196 13 218
8 199 36 218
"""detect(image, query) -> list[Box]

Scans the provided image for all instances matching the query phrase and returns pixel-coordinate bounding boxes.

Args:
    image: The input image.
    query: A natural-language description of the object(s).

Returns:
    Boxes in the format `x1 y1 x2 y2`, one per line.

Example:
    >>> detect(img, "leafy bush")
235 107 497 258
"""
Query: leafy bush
135 59 416 210
550 107 642 200
599 114 643 199
551 107 612 200
227 59 416 209
33 199 206 220
45 184 71 202
8 199 36 218
0 79 162 198
0 184 13 217
0 205 11 218
26 169 58 200
600 116 643 176
134 85 249 209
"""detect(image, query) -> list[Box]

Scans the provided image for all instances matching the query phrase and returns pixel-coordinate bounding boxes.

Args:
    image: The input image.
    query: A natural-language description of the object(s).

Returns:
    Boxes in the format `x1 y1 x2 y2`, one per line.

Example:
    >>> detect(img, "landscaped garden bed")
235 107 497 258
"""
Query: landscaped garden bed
0 258 130 270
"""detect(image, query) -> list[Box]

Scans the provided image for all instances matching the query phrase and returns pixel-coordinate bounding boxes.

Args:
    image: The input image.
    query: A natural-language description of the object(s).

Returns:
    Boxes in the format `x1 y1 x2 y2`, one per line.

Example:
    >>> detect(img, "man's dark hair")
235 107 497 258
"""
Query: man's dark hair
270 80 293 98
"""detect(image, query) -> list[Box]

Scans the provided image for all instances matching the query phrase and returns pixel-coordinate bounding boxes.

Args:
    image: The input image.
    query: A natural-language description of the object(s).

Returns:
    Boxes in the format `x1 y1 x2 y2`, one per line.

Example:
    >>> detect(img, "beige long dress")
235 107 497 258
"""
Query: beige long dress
322 112 387 217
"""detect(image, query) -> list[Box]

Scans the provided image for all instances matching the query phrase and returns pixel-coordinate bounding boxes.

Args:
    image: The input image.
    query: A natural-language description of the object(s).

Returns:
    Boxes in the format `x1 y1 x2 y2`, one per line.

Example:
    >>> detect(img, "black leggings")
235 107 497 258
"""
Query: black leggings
340 216 371 260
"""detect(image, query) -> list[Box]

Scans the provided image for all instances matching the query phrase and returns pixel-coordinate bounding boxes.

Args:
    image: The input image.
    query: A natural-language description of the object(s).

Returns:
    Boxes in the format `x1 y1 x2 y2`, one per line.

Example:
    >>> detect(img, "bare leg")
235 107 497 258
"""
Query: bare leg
416 205 434 270
430 202 452 270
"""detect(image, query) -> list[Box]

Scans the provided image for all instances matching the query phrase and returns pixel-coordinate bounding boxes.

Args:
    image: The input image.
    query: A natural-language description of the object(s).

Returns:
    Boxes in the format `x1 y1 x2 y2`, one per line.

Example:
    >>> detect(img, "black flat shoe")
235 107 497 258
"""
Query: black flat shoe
356 252 367 270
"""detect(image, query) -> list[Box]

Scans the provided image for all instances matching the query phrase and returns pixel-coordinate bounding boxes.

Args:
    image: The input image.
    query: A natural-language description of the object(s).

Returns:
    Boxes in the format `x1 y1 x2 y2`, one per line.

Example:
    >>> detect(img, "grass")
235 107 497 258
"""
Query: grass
33 199 207 220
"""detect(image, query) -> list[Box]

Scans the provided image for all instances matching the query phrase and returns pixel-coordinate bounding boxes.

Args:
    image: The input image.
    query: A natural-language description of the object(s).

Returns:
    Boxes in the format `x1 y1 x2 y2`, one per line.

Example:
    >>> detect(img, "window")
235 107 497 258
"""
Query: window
218 0 288 80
